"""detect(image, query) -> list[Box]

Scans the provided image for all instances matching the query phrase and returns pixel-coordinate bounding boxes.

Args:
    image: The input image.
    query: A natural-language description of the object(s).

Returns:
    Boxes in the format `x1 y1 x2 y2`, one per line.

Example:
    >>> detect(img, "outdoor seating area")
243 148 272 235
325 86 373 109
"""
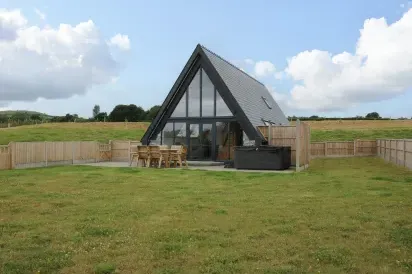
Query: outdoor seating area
129 144 188 168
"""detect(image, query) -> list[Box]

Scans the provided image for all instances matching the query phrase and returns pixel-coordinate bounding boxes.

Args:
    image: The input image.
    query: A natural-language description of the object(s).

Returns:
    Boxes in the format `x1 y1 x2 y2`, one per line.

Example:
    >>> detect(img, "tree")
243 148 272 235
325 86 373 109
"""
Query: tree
92 105 100 118
64 113 75 122
95 112 108 121
30 114 41 121
108 104 146 122
365 112 380 119
145 105 161 120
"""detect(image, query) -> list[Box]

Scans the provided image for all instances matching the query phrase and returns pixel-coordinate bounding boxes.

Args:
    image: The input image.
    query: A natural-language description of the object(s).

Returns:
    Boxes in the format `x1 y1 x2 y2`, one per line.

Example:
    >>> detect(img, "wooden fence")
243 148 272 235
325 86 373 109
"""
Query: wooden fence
0 140 143 170
257 120 311 171
110 140 142 162
311 140 377 158
1 138 411 171
377 139 412 169
0 145 11 170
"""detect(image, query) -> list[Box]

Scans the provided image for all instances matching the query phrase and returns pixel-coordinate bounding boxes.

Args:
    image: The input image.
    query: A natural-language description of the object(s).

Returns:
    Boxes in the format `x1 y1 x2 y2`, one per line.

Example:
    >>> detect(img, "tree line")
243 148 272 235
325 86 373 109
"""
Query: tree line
0 104 162 124
288 112 411 121
0 108 410 125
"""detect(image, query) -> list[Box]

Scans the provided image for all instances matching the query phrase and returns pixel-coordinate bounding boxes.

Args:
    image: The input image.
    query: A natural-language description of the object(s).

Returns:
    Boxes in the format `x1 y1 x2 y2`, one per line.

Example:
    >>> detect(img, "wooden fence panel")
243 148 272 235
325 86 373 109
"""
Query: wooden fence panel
13 142 46 169
46 142 73 166
406 140 412 170
111 140 142 162
311 142 326 157
384 140 391 162
311 140 376 158
257 123 310 170
357 140 377 155
377 139 412 170
0 145 11 170
72 141 99 164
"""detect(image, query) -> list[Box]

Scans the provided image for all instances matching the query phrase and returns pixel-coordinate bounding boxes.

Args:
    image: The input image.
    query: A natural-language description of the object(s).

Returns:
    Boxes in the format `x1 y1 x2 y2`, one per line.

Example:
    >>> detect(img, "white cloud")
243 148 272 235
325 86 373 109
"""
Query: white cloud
34 8 46 20
265 85 290 114
281 8 412 111
0 9 131 106
108 34 130 51
0 8 27 40
254 60 276 78
244 58 254 65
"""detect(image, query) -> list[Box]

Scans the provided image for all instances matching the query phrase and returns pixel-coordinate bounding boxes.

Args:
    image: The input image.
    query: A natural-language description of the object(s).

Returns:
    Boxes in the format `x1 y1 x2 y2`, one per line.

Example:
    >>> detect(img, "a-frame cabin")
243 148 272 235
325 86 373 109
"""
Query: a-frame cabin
141 44 289 161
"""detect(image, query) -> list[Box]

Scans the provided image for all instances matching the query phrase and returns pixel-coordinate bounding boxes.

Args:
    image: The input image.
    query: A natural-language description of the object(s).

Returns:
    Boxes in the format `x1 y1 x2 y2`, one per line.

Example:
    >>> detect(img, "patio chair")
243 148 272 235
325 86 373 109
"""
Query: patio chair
130 145 149 167
148 145 165 168
170 145 188 168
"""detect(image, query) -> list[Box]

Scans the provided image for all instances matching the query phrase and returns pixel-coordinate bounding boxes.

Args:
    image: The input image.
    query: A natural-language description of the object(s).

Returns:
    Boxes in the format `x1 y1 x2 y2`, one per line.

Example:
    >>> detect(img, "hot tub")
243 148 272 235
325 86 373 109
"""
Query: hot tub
234 146 291 170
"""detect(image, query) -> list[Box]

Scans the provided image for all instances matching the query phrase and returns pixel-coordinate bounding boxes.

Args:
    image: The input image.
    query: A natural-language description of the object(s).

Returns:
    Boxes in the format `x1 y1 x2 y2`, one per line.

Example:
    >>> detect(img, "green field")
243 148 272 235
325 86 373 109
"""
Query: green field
1 157 412 273
0 123 148 145
310 128 412 142
2 121 412 145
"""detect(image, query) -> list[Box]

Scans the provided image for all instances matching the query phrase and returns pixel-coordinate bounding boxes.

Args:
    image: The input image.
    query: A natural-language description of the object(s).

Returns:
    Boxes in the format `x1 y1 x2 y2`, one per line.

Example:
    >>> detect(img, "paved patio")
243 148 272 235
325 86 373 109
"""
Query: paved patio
77 161 295 173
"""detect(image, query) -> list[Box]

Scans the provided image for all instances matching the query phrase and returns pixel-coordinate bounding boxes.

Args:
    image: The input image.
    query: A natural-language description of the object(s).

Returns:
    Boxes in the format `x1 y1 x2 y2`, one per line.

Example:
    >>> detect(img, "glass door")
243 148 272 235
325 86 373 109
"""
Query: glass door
201 124 213 160
187 123 213 160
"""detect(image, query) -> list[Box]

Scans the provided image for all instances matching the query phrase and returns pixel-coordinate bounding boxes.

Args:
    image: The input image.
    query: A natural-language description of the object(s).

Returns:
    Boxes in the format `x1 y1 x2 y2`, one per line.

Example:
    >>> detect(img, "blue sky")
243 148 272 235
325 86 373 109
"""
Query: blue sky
1 0 412 118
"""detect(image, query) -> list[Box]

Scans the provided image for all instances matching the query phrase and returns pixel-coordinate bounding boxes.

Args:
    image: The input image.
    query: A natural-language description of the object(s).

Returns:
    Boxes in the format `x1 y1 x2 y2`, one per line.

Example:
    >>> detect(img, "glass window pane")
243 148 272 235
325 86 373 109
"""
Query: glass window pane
201 124 213 159
216 122 230 160
242 130 254 146
150 132 161 145
174 122 186 145
201 69 214 117
171 91 187 117
188 70 201 117
162 123 174 146
188 124 201 159
216 90 232 116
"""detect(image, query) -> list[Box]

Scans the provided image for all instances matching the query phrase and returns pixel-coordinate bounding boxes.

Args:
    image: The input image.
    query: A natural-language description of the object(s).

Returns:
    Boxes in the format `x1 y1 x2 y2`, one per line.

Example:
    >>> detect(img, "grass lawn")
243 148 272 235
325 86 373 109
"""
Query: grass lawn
1 157 412 273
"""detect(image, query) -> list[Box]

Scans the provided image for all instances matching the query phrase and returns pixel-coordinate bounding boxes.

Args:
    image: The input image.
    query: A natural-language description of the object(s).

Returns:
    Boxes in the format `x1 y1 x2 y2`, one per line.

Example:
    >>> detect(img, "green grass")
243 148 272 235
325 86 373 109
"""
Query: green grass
1 157 412 273
311 128 412 142
0 126 146 145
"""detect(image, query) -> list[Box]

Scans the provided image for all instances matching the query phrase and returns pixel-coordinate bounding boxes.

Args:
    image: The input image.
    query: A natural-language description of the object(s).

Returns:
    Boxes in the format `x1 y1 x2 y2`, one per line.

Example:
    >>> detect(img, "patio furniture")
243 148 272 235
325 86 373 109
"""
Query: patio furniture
169 145 188 168
130 145 149 167
148 145 163 168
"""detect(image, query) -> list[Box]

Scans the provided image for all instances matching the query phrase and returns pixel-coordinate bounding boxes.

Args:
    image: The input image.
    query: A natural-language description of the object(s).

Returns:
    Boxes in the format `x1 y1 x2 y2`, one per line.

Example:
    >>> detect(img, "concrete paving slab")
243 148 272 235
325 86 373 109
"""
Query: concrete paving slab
76 161 294 173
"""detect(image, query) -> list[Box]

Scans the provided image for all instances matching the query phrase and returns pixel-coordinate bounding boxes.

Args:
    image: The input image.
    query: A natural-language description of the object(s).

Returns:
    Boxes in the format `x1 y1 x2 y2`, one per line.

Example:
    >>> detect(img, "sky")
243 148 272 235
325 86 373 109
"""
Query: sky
1 0 412 118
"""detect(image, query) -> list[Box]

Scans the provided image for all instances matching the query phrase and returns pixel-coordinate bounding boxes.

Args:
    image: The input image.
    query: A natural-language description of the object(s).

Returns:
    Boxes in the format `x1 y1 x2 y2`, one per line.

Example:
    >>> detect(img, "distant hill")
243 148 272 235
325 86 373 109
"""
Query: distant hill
0 110 52 118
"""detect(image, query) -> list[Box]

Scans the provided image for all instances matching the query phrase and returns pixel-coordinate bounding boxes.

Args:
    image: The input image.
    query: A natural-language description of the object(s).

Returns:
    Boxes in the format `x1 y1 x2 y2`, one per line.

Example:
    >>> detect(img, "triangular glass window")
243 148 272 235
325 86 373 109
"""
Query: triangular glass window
171 90 187 117
216 90 232 116
188 69 201 117
201 69 214 117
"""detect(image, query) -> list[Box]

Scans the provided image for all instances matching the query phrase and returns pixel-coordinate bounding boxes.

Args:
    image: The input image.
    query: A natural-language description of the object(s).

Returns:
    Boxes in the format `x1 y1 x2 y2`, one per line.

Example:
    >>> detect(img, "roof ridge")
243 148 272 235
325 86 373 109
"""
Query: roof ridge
200 44 266 87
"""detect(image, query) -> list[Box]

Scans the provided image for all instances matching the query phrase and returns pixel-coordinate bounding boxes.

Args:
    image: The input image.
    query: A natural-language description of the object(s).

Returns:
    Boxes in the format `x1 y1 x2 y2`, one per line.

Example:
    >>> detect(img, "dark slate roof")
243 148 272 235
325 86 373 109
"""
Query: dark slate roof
201 45 289 127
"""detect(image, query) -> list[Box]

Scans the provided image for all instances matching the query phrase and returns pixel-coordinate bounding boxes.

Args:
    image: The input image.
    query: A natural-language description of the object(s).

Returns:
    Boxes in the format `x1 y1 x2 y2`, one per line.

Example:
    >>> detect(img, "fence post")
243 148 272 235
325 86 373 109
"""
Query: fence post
404 139 407 167
353 139 357 156
268 124 272 145
295 119 301 172
128 140 131 165
96 142 99 163
44 142 48 167
390 140 392 163
72 141 75 164
395 140 399 165
324 142 327 157
109 140 112 162
9 142 15 169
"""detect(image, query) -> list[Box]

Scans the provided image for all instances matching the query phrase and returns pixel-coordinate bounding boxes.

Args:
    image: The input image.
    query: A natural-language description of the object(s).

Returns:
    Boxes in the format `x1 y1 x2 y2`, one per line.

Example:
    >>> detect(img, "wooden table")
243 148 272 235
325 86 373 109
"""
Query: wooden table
160 149 178 168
